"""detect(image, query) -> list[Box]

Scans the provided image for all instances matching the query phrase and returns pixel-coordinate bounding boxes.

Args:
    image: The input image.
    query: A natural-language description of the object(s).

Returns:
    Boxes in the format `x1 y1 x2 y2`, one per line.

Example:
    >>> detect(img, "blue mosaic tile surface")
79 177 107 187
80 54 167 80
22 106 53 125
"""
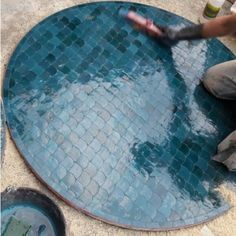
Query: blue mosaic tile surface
3 1 236 230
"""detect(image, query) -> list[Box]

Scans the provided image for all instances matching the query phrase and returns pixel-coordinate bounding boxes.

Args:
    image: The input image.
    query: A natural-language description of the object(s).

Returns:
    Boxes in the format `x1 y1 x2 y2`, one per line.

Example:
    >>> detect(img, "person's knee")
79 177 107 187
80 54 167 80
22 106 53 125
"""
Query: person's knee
202 67 222 97
202 60 236 100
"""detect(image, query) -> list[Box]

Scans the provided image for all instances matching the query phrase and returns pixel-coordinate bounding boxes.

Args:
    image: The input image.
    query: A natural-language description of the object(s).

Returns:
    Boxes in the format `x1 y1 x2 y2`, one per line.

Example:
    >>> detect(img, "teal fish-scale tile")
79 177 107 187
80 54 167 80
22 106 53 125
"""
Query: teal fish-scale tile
3 1 236 231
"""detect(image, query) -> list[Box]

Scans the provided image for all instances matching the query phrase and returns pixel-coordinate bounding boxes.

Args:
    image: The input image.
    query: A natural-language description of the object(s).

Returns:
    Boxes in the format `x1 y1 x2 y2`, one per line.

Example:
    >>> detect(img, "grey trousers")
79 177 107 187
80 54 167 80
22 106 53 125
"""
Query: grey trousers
203 60 236 100
202 60 236 171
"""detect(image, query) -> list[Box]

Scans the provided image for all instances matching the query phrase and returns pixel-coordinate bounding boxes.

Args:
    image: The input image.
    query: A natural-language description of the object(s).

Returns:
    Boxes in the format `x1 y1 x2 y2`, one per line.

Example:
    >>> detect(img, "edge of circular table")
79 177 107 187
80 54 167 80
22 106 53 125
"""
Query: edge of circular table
2 1 234 231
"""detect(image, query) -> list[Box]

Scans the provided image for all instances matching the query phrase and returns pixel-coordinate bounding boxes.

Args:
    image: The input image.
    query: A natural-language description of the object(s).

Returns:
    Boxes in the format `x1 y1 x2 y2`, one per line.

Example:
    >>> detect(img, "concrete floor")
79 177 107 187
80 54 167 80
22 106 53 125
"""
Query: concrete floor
1 1 236 235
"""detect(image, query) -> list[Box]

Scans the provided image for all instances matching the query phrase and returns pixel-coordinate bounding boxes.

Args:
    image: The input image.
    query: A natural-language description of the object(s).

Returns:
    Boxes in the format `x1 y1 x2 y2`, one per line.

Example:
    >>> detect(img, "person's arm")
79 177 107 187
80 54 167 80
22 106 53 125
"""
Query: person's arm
154 13 236 45
202 13 236 37
119 8 236 44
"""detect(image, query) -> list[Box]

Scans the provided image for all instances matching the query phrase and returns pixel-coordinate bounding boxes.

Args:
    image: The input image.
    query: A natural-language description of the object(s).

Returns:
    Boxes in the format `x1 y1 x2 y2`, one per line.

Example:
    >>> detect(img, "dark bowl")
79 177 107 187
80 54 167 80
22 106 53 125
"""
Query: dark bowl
1 187 66 236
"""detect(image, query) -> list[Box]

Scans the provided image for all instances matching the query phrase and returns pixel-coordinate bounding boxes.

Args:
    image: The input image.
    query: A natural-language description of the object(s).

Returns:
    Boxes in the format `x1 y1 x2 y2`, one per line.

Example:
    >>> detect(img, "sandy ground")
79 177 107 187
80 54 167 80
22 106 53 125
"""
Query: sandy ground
1 1 236 235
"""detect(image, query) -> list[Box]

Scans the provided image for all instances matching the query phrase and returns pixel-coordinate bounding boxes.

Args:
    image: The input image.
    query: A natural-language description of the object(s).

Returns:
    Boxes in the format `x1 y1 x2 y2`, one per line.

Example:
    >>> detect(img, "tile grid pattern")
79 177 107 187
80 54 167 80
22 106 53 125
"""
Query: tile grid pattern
3 1 236 230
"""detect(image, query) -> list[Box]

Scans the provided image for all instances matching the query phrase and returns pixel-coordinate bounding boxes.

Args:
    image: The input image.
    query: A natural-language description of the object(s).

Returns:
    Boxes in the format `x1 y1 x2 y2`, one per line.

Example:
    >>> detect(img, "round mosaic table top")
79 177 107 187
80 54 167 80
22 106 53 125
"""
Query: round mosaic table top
3 1 236 230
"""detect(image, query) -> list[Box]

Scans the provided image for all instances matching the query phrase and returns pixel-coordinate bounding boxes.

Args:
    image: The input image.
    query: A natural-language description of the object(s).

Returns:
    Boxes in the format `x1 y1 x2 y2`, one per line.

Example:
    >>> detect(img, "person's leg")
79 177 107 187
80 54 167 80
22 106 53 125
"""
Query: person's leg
202 60 236 171
202 59 236 100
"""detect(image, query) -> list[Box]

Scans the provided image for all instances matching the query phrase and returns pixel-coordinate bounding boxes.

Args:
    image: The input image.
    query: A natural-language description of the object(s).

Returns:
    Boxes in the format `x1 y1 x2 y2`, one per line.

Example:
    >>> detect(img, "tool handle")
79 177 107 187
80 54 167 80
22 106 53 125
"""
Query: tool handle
119 9 163 36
